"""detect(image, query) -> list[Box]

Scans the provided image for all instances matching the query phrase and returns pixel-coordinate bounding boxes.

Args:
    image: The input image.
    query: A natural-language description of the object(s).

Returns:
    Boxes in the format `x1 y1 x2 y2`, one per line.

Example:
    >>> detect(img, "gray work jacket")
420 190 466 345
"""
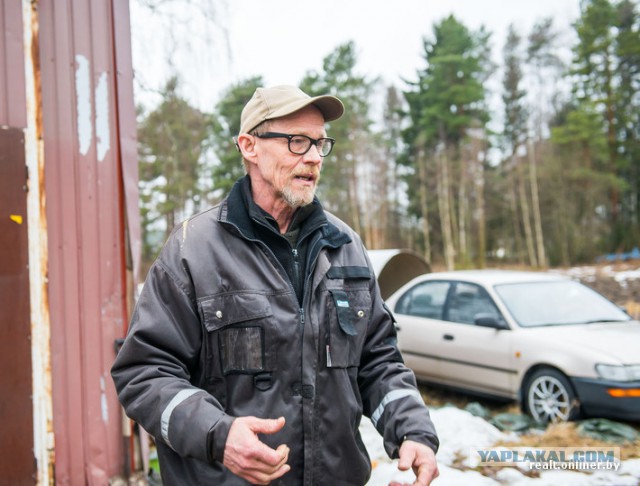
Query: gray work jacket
111 179 438 485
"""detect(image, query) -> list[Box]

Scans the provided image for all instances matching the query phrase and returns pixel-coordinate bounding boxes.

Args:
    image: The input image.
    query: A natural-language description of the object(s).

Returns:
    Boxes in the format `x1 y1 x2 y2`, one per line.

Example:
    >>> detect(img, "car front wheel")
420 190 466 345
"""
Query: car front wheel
524 368 580 423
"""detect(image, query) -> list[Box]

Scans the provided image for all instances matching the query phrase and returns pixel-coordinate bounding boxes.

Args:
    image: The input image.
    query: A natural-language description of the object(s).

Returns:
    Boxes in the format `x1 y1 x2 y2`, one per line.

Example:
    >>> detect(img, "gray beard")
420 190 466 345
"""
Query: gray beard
281 185 315 208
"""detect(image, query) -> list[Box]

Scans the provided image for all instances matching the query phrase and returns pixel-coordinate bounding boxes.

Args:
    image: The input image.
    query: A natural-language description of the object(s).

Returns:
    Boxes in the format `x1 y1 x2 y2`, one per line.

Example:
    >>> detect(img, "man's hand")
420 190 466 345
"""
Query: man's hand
223 416 290 485
390 439 439 486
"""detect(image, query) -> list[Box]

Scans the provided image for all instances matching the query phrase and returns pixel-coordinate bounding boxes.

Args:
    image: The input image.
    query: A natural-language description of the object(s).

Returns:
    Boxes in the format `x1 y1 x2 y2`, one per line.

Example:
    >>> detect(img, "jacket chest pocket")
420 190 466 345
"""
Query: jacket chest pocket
325 279 372 368
199 292 273 375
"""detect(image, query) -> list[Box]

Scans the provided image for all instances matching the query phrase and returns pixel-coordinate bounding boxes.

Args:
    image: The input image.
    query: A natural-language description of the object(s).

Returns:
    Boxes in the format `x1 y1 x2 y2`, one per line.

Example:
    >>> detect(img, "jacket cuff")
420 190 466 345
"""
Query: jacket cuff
402 431 439 455
208 414 235 462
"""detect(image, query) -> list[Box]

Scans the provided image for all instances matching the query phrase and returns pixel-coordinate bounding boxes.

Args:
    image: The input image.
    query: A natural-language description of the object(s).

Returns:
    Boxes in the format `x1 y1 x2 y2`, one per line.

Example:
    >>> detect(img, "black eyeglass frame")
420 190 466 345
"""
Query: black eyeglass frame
254 131 336 157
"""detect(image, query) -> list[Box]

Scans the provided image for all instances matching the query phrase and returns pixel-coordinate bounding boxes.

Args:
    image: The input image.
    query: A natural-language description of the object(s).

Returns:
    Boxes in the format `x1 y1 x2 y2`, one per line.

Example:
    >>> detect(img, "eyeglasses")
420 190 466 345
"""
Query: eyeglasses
255 132 335 157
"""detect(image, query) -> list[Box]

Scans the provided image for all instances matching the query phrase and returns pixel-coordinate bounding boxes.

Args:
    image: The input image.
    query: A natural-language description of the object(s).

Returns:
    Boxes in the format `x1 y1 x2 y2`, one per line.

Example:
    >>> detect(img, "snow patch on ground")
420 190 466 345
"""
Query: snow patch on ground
363 406 640 485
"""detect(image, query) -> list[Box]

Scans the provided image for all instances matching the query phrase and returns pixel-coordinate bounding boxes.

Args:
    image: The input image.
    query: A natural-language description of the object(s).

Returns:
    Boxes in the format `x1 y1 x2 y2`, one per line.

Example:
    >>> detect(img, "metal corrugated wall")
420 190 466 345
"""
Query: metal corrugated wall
1 3 34 484
0 1 27 128
0 0 139 483
38 0 137 482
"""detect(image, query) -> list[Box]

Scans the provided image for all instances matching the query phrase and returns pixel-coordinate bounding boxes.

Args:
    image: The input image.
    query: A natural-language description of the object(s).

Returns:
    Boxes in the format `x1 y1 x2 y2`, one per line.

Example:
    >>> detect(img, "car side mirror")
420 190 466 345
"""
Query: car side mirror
474 313 509 330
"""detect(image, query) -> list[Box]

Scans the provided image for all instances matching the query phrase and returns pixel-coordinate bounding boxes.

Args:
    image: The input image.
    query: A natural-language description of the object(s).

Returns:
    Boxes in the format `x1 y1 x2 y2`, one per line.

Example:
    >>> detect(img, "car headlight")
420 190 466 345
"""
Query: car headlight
595 364 640 382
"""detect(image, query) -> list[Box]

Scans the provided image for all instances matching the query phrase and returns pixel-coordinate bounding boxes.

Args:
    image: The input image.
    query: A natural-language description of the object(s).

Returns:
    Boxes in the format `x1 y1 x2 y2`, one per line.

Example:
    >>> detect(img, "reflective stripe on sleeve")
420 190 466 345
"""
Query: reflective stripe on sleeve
161 389 200 449
371 389 422 427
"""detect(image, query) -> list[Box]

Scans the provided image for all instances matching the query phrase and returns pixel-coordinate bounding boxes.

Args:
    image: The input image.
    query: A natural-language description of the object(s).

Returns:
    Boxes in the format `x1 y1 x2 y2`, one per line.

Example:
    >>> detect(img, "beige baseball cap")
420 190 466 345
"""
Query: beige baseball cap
239 85 344 135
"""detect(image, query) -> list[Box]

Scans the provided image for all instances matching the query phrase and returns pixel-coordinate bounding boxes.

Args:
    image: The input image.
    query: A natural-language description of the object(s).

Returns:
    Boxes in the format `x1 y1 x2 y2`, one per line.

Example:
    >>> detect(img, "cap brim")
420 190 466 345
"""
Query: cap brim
269 95 344 124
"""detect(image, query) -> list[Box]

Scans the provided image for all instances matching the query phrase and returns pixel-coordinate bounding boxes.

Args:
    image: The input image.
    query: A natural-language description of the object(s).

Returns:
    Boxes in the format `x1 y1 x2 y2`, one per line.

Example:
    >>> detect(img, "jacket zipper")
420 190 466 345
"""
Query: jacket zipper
223 220 312 360
292 248 300 296
223 217 345 379
222 214 348 482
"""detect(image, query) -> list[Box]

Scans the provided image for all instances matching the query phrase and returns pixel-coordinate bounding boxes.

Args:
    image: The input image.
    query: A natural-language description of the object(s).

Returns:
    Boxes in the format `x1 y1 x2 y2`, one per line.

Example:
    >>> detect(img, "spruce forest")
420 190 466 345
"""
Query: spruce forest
137 0 640 273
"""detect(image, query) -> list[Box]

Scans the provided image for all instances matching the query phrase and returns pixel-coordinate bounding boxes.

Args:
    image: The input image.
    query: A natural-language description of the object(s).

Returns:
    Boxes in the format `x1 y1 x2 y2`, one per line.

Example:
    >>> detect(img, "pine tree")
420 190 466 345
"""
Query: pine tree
138 76 209 265
300 41 377 238
209 76 264 199
402 16 492 268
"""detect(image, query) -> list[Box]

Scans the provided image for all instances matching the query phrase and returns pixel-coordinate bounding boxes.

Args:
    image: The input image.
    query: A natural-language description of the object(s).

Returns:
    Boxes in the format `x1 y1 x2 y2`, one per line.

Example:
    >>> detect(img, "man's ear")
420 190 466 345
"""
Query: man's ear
236 133 257 162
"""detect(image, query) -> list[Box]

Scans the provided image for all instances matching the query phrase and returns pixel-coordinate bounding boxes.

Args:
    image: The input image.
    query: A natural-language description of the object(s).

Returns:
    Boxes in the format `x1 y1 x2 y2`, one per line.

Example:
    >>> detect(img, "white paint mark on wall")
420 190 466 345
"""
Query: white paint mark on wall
95 72 110 162
75 55 93 155
100 376 109 423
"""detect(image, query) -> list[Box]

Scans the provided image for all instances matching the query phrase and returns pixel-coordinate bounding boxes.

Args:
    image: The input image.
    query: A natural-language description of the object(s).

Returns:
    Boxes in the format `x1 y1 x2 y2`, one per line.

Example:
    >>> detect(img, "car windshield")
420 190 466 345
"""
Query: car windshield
494 280 631 327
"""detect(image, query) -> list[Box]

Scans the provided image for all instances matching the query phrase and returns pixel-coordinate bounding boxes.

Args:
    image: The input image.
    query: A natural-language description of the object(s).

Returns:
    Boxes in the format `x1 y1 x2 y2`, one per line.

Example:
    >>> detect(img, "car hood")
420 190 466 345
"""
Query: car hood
522 321 640 364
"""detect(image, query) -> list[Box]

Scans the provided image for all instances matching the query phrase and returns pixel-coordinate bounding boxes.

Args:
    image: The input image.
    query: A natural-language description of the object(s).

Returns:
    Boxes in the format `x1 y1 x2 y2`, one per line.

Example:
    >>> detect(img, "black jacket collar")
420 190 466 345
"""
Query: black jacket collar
222 176 347 247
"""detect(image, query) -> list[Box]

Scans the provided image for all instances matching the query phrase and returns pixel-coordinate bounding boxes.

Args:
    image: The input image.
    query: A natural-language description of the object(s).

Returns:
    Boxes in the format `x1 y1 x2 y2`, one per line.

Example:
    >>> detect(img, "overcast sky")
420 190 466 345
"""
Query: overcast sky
130 0 581 112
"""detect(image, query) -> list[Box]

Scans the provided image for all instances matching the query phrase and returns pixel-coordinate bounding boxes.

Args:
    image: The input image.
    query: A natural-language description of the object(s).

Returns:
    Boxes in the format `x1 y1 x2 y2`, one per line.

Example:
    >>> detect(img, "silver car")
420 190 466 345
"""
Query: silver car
386 270 640 422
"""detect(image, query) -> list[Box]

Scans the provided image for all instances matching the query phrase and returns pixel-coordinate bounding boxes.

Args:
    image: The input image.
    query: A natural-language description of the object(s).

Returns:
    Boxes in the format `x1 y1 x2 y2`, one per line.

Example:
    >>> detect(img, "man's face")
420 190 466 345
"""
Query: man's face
251 105 326 209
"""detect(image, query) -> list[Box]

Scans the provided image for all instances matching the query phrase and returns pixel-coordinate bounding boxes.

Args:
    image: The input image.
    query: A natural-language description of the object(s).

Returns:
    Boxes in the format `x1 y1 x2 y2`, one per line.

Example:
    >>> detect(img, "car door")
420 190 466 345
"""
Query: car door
394 281 451 383
436 281 516 396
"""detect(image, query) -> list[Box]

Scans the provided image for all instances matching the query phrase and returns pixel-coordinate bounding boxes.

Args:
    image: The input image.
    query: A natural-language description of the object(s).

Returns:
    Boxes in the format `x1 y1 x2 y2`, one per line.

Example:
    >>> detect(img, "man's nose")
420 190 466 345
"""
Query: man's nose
303 144 323 163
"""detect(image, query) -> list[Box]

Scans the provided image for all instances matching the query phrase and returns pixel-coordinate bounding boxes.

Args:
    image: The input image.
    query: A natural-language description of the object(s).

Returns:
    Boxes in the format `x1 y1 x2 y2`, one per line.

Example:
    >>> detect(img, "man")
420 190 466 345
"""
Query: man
112 85 439 485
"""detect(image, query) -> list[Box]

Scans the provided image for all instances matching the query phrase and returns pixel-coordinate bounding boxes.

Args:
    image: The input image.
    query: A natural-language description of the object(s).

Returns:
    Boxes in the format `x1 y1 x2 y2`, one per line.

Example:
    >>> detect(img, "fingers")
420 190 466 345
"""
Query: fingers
235 458 290 485
249 416 286 436
413 462 439 486
397 445 416 472
246 417 288 466
272 444 290 471
394 440 439 486
223 416 291 484
235 443 290 485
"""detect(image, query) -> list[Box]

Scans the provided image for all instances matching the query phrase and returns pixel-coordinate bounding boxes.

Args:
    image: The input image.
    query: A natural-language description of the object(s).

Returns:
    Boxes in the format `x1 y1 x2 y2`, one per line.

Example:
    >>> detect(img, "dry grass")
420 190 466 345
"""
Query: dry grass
419 384 640 460
624 300 640 320
419 383 517 413
496 422 640 461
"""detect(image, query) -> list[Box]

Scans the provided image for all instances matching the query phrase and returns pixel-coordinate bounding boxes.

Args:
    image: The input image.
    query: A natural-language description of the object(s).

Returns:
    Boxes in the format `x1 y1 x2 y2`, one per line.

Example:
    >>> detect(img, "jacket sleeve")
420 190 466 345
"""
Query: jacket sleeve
111 252 233 463
357 255 439 459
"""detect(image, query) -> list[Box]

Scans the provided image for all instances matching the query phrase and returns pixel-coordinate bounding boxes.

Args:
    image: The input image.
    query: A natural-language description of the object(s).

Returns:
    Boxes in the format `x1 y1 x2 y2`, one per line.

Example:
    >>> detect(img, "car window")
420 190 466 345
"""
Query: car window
395 281 450 319
494 280 631 327
446 282 503 325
